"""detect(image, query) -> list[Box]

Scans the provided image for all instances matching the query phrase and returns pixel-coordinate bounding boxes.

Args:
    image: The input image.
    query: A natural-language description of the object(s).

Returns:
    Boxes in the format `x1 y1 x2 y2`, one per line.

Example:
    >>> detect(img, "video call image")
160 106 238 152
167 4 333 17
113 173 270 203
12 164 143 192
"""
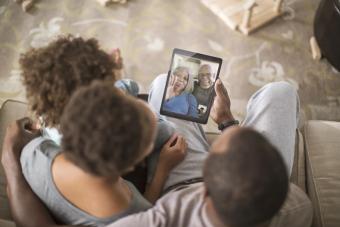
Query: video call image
161 53 219 120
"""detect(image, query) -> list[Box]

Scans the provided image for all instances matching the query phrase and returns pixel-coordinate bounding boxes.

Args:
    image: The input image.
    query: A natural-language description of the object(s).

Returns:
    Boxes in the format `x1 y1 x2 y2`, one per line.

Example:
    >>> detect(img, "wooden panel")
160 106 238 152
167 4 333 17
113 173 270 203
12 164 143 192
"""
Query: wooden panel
201 0 283 35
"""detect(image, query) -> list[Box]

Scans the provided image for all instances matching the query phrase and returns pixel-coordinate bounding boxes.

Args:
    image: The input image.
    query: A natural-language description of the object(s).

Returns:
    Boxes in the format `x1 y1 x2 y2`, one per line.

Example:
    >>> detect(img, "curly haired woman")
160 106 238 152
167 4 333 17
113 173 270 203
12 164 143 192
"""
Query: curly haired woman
20 35 117 144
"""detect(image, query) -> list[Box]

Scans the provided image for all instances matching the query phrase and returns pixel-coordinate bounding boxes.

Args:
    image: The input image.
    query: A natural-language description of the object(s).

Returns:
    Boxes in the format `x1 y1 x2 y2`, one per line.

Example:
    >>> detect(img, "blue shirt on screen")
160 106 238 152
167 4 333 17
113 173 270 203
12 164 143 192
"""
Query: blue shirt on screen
163 92 198 118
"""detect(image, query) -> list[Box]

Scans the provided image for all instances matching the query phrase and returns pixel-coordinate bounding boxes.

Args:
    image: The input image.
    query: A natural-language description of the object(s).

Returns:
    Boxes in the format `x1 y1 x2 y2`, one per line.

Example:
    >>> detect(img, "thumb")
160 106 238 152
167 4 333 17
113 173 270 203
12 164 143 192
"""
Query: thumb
214 79 224 97
18 117 41 136
17 117 33 130
214 79 229 100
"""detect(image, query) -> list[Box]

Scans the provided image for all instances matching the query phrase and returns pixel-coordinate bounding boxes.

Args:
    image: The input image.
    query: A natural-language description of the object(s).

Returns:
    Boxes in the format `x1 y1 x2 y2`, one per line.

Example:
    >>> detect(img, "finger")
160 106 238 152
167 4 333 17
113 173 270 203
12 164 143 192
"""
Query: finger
169 74 175 87
116 48 121 58
112 49 120 62
177 137 187 150
17 117 33 130
166 134 178 147
17 117 41 135
184 140 188 151
214 79 229 99
31 121 41 130
177 136 185 146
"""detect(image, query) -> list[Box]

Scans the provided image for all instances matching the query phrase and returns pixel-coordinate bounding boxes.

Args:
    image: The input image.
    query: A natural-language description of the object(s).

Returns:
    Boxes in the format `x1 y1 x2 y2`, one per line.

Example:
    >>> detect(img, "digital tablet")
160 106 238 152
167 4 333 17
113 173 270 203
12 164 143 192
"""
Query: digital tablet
160 48 223 124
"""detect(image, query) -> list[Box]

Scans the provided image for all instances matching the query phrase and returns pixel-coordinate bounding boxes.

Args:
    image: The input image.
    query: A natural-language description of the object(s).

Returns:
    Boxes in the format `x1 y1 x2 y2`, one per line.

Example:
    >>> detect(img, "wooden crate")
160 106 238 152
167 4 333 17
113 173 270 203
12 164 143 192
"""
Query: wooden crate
201 0 284 35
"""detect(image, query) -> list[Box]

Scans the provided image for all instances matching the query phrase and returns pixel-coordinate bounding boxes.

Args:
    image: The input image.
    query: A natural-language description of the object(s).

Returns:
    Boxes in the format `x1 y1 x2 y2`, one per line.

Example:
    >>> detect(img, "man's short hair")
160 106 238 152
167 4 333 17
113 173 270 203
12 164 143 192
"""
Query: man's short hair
60 81 155 180
204 128 288 227
19 35 117 127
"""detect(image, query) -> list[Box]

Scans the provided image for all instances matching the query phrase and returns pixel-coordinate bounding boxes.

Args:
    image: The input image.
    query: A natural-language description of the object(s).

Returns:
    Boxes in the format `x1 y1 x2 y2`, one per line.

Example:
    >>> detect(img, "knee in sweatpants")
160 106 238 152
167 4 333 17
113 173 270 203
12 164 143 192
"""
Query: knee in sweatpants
262 81 298 104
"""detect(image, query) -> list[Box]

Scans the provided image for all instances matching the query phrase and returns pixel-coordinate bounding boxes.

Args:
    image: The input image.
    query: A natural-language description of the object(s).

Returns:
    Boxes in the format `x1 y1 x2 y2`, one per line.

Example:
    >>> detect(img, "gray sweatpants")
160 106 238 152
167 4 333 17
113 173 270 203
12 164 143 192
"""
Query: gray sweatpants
148 74 299 188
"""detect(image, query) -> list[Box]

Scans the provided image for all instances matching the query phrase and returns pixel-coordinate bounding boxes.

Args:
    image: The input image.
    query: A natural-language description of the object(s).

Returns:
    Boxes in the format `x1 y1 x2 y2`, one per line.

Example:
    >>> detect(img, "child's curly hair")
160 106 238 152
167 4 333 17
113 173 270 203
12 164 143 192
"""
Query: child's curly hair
19 35 117 127
60 81 156 179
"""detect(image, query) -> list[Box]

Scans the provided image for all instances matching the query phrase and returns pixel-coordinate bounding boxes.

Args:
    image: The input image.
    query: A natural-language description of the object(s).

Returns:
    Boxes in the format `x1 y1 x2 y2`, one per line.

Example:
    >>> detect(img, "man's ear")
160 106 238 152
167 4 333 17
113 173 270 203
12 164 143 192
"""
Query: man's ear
204 189 227 227
203 186 209 198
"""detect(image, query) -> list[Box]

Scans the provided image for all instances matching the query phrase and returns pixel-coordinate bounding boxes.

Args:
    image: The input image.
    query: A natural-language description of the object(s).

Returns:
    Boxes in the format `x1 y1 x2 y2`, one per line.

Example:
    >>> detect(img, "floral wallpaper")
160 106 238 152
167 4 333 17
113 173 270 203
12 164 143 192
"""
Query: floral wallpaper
0 0 339 132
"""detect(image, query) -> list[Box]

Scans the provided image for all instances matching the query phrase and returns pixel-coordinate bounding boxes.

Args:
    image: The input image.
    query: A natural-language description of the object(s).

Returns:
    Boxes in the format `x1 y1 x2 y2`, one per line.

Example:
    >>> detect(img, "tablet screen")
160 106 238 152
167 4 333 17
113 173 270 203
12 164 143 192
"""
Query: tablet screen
160 48 222 124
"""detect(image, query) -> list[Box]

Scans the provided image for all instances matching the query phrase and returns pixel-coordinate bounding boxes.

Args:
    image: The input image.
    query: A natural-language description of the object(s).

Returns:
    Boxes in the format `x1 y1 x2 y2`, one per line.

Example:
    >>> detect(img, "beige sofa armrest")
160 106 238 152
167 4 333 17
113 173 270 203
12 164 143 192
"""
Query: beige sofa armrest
304 120 340 227
0 219 16 227
0 100 28 221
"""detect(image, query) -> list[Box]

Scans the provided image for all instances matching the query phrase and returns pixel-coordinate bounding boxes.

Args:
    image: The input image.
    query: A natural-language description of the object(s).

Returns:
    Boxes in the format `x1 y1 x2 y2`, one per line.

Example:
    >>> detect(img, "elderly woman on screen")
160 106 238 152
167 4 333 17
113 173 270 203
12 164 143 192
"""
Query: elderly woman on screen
163 66 198 117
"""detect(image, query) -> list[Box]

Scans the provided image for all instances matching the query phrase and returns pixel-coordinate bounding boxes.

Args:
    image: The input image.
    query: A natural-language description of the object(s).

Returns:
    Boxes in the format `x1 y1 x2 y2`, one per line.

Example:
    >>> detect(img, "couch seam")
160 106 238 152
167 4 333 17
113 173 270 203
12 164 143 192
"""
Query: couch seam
304 121 324 227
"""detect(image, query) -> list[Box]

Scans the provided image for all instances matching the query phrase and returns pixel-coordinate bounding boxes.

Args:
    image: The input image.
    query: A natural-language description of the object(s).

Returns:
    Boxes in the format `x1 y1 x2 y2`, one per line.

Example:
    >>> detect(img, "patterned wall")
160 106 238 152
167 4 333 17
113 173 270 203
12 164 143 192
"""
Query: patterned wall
0 0 339 132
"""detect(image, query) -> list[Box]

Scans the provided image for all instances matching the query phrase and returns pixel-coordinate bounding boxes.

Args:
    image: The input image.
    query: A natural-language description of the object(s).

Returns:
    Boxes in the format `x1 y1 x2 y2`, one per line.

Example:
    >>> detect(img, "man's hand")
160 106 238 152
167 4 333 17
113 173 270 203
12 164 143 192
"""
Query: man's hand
158 134 188 173
210 79 235 125
1 117 41 176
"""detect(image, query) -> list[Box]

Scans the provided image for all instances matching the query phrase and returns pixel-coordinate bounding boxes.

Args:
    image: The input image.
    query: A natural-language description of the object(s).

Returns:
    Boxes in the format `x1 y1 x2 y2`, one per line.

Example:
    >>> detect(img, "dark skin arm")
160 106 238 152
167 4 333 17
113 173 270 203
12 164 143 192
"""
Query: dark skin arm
1 118 79 227
144 134 187 203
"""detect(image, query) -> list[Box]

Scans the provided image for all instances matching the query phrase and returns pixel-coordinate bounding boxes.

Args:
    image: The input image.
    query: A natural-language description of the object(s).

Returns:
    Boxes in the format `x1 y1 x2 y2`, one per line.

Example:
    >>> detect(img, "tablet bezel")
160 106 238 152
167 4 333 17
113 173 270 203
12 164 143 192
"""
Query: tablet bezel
160 48 223 124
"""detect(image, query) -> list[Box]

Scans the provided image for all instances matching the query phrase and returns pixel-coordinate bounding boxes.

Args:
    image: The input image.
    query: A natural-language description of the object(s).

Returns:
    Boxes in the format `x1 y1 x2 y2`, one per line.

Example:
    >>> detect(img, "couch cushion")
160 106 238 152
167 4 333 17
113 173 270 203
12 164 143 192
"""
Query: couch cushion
290 130 306 192
305 120 340 227
0 100 28 221
0 219 15 227
269 183 313 227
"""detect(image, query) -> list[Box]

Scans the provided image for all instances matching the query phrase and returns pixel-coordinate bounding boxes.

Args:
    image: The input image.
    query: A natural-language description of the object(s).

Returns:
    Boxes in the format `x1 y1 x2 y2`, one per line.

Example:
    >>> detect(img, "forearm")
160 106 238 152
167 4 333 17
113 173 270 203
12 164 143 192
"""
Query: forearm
144 166 169 204
215 110 235 125
6 171 59 227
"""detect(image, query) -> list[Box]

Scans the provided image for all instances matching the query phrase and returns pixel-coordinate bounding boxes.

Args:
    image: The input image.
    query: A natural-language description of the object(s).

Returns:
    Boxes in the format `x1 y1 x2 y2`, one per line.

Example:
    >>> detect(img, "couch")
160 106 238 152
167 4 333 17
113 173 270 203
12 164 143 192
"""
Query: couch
0 99 339 227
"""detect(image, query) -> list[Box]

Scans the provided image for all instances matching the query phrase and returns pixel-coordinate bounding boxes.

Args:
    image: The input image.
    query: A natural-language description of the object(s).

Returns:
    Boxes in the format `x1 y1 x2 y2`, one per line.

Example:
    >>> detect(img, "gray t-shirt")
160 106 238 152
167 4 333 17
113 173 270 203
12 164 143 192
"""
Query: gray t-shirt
20 137 152 227
106 182 313 227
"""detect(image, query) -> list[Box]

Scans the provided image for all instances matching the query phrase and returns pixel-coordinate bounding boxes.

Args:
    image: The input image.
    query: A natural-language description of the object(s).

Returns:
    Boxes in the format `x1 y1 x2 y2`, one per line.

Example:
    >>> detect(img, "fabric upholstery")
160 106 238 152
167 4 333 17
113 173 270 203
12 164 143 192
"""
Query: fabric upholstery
290 130 307 192
0 219 15 227
305 120 340 227
0 100 28 221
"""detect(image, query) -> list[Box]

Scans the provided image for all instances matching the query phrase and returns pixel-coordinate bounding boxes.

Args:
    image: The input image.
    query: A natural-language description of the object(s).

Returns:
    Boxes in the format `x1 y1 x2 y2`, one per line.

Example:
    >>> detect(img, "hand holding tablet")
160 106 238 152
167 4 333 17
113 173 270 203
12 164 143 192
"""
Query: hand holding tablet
160 48 222 124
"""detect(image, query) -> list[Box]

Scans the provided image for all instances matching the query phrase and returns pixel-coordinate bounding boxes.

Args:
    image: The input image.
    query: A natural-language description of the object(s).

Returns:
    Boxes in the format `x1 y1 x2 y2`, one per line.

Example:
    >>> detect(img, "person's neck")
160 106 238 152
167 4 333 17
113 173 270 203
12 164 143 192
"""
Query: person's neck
52 153 131 217
204 197 271 227
200 83 211 89
166 88 182 99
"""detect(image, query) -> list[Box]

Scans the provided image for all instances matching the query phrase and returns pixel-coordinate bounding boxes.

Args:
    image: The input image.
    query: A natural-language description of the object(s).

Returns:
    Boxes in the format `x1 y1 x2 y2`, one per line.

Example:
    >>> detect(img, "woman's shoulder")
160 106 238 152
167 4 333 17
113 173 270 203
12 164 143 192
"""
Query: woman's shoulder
20 137 61 196
21 137 60 167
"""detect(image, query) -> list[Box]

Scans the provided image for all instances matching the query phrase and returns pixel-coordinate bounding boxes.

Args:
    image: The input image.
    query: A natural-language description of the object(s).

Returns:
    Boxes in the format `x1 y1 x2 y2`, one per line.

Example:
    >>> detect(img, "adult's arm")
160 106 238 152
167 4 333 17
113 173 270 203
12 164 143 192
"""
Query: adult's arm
1 118 79 227
144 134 187 204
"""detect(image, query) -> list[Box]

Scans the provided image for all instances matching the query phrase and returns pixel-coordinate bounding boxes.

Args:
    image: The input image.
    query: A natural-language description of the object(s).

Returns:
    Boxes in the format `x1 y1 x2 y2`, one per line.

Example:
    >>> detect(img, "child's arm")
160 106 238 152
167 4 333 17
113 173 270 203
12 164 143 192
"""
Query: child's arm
144 135 187 204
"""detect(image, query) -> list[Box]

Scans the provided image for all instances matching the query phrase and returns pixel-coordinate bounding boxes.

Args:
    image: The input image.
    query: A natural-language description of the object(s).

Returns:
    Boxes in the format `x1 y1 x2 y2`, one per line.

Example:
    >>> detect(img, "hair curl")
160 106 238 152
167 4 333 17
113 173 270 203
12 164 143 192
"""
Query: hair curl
60 81 155 180
19 35 118 127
